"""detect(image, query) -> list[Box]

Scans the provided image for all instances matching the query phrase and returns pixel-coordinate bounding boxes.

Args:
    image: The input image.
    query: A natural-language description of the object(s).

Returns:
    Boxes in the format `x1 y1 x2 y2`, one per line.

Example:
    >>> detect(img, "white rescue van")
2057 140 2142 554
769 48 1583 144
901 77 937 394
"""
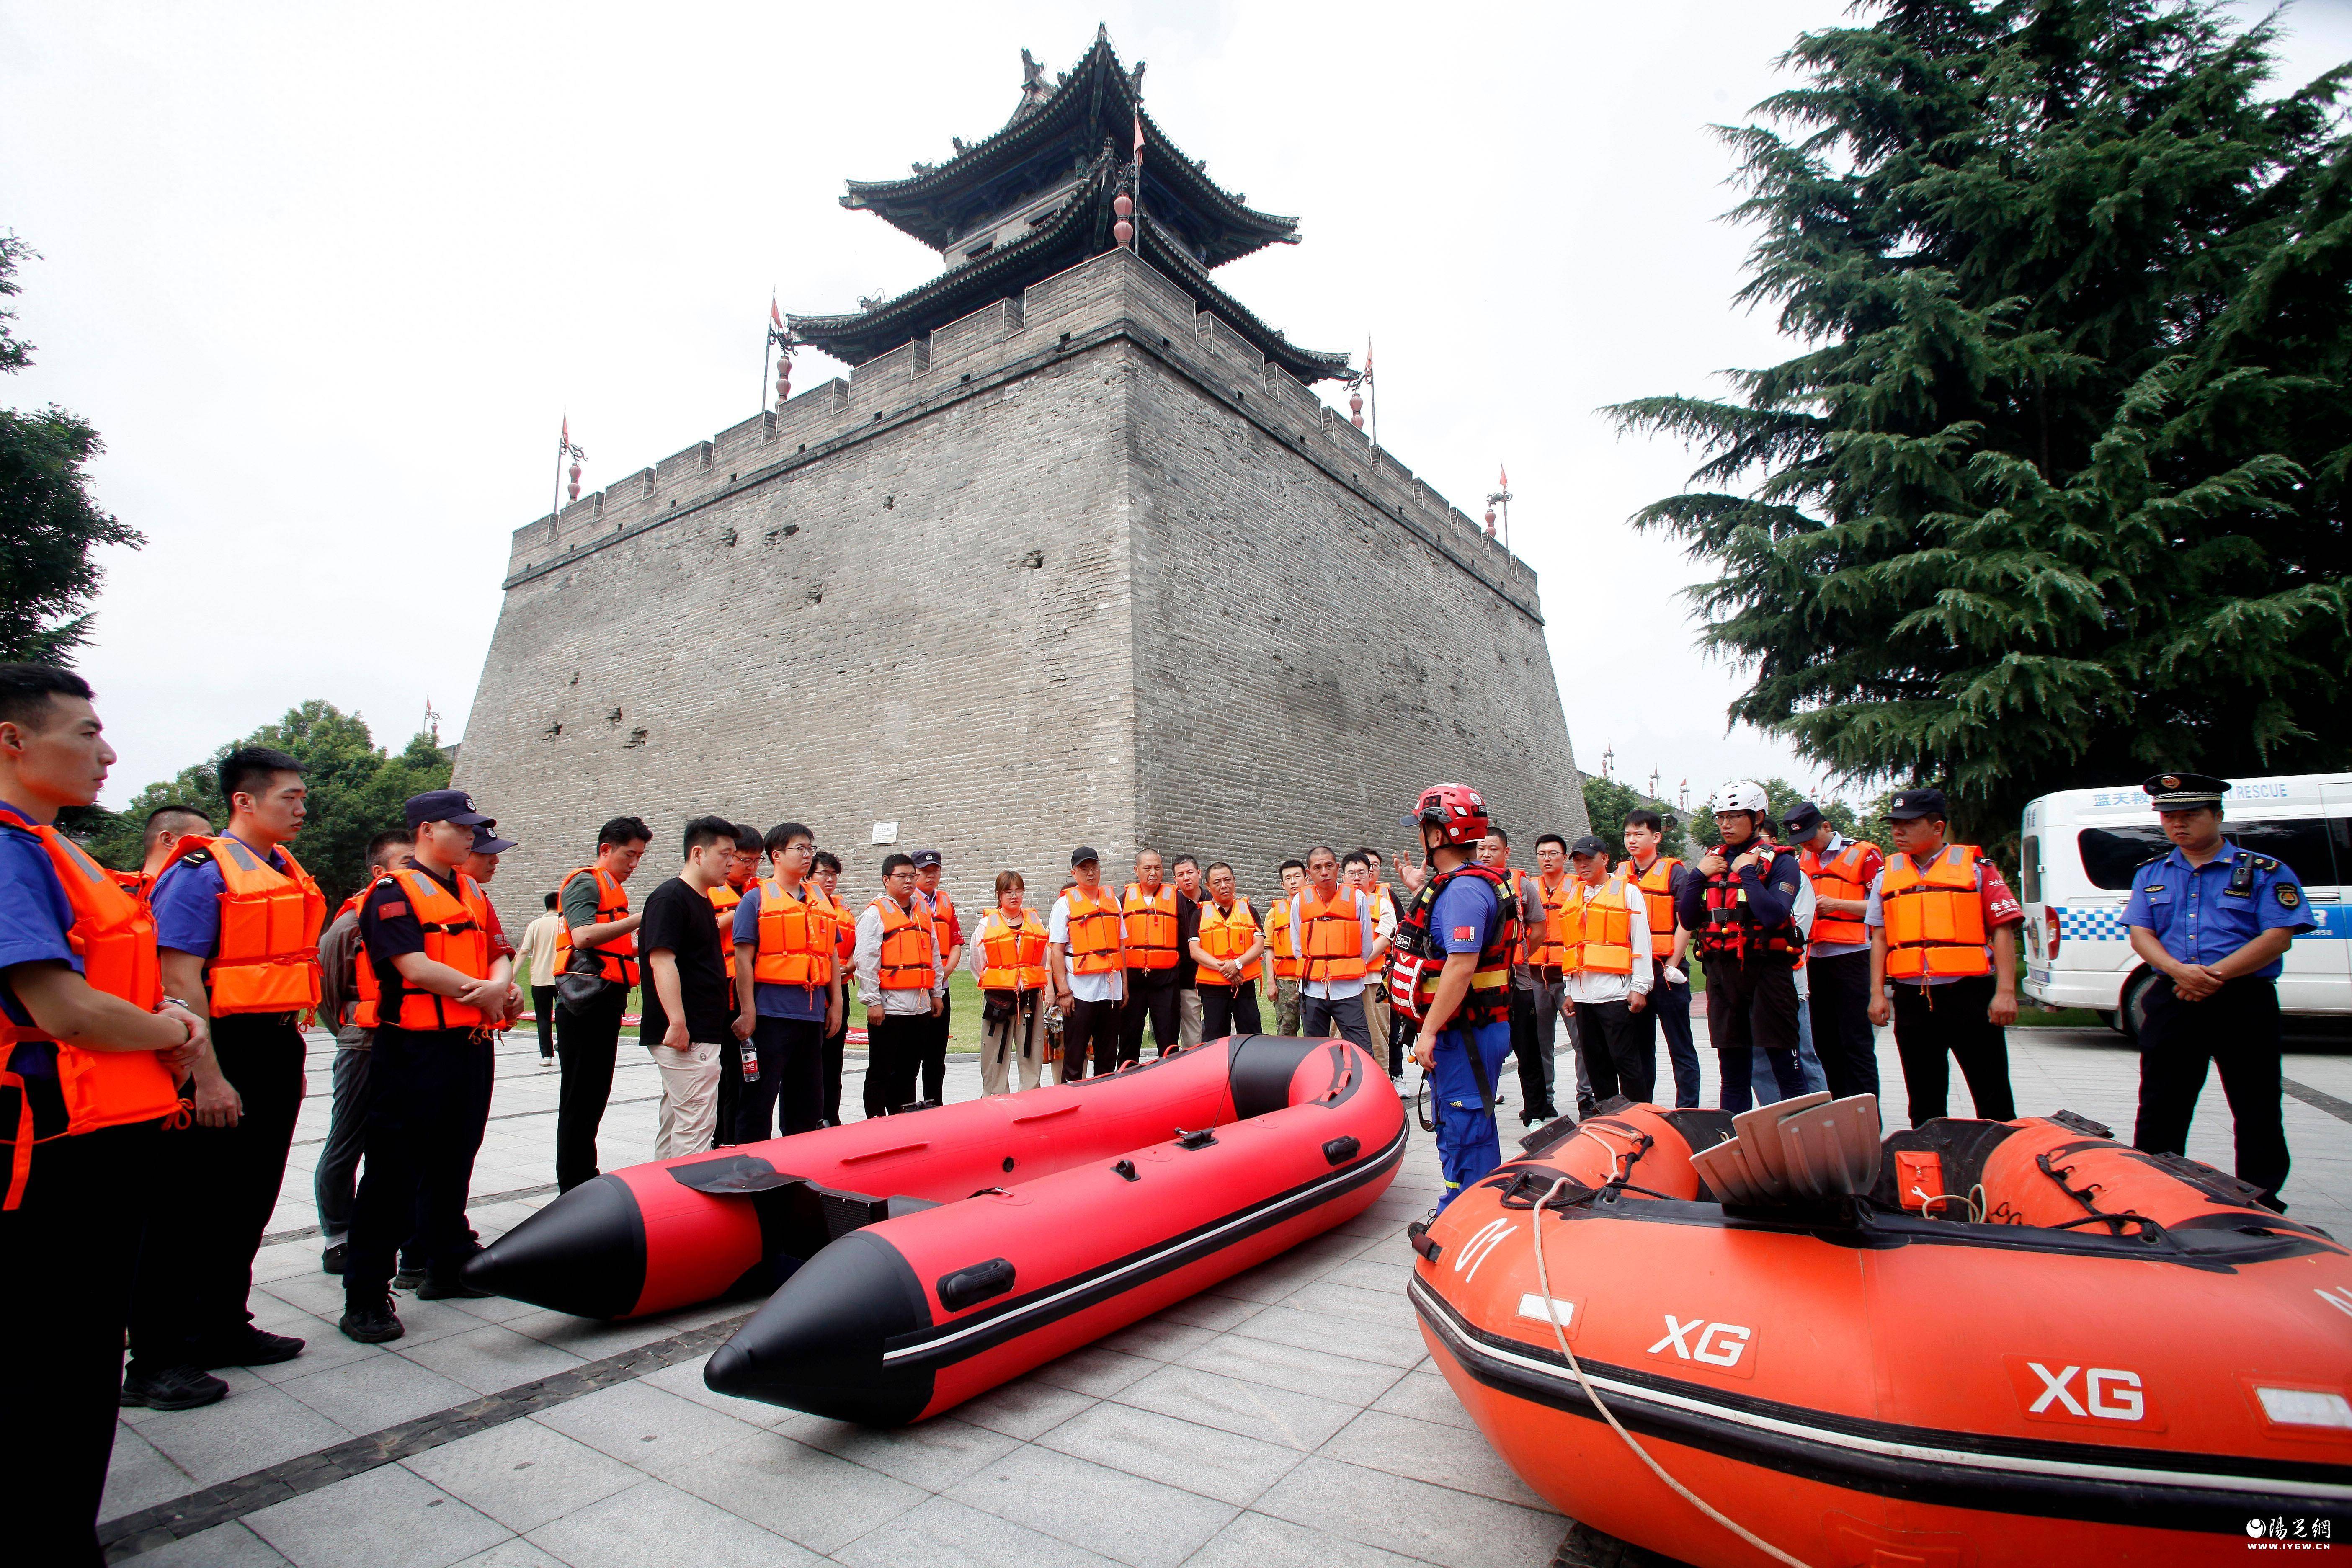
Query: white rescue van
2019 773 2350 1036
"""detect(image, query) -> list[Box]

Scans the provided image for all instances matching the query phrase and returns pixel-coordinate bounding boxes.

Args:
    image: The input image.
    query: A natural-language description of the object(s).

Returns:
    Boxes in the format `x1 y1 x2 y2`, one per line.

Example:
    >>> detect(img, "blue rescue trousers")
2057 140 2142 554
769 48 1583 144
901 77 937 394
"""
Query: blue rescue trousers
1432 1018 1517 1212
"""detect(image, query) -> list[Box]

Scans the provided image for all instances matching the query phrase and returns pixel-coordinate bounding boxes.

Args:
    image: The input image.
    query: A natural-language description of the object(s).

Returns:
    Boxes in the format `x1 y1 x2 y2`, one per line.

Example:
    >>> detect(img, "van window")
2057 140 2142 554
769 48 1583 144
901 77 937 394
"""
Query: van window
2226 817 2342 887
2021 835 2040 903
2078 828 2170 890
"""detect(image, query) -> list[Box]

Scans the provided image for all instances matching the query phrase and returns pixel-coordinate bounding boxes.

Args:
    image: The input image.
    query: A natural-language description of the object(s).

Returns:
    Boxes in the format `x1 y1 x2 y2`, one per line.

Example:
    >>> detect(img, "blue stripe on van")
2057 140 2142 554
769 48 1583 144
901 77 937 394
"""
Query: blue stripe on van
2055 905 2349 941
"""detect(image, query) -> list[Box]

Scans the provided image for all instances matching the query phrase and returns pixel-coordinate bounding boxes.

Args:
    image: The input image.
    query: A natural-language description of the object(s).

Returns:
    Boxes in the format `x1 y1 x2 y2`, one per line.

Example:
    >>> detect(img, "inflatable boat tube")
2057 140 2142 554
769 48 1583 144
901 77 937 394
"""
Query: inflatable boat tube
1412 1101 2352 1568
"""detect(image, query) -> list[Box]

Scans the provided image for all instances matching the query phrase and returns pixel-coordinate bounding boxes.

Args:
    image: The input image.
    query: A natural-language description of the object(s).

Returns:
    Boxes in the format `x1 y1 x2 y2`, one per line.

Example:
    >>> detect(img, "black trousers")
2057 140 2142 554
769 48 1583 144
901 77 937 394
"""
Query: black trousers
1302 992 1372 1052
345 1026 493 1301
128 1014 303 1371
1509 985 1545 1109
1889 972 2015 1127
1065 994 1124 1080
1701 956 1805 1114
554 980 627 1191
2134 974 2289 1203
3 1119 159 1566
1651 967 1700 1109
921 989 951 1103
1122 970 1181 1062
1198 983 1263 1040
1574 999 1656 1105
1807 950 1880 1101
531 985 556 1057
822 1021 846 1124
863 1012 928 1116
738 1015 826 1140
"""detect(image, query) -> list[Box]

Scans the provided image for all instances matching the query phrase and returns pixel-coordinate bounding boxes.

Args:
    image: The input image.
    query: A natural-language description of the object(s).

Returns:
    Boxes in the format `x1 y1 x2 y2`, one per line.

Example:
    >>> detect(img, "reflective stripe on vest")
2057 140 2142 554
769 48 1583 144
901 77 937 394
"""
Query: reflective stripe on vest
1122 884 1179 970
1196 898 1262 986
1695 846 1806 964
0 807 182 1208
1300 890 1366 985
205 836 326 1014
1801 841 1876 947
1392 863 1518 1026
870 897 937 990
753 877 834 989
1265 898 1300 978
554 865 638 986
359 868 495 1031
977 911 1049 990
1622 856 1681 959
1064 886 1124 974
1562 877 1635 975
1524 877 1575 969
926 890 959 954
1881 844 1991 980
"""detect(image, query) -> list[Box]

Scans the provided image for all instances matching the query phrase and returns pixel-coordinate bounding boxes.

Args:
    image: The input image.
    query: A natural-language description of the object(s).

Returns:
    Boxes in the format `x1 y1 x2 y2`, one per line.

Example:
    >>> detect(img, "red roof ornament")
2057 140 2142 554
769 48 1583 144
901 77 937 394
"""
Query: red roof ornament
1113 193 1133 218
1113 218 1133 247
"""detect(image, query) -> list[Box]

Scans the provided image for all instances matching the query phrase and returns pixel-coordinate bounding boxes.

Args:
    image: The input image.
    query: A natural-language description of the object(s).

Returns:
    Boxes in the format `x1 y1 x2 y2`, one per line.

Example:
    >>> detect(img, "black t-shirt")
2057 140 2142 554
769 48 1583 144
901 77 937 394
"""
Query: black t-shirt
1174 893 1202 988
361 866 461 993
638 876 733 1044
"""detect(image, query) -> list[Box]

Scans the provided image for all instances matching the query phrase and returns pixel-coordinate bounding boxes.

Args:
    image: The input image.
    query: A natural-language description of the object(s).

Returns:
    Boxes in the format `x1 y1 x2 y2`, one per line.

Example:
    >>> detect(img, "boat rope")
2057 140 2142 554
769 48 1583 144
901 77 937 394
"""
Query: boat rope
1912 1183 1986 1222
1530 1175 1816 1568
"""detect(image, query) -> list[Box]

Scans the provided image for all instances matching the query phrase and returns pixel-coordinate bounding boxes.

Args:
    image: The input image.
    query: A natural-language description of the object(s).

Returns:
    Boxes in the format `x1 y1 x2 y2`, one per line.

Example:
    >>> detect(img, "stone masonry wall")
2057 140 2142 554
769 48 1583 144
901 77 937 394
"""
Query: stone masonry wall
455 249 1584 935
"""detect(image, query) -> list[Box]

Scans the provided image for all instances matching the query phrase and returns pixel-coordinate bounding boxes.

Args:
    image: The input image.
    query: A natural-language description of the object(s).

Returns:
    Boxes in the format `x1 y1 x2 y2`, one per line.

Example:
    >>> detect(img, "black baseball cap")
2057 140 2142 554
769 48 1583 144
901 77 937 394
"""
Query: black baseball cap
911 848 942 869
1070 845 1101 867
1780 800 1823 837
1568 834 1609 858
1886 788 1949 821
470 820 516 856
404 789 493 830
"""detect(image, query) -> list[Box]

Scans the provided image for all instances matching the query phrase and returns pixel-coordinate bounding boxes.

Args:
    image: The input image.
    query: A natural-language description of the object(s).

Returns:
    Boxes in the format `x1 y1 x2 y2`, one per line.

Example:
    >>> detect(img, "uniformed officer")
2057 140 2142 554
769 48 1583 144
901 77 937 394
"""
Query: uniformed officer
2122 772 2312 1211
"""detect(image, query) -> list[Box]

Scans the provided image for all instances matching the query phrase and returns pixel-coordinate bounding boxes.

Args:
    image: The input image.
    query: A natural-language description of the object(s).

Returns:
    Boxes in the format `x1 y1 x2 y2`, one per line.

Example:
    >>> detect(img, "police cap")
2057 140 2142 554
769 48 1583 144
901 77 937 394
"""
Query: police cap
910 848 942 869
1780 799 1824 837
405 789 493 830
1885 788 1949 822
470 820 517 856
2143 772 2228 810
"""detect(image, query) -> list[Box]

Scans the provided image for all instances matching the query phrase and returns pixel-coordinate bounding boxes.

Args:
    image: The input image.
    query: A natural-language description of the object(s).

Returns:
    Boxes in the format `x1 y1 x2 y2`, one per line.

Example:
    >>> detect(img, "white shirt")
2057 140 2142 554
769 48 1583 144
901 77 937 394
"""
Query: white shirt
853 897 945 1016
1048 892 1127 1004
1288 887 1377 1001
1563 877 1656 1005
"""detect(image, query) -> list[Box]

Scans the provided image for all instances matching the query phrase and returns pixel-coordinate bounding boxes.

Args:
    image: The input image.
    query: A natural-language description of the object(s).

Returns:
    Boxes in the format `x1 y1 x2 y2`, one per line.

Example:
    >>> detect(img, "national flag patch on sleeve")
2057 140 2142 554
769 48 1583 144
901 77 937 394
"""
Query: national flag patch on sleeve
1452 925 1476 941
378 901 408 919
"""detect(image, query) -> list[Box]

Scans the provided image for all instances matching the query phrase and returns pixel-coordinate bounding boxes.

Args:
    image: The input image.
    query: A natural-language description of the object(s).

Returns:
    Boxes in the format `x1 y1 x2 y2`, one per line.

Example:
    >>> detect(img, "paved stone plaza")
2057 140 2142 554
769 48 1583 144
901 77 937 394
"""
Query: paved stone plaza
98 1020 2352 1567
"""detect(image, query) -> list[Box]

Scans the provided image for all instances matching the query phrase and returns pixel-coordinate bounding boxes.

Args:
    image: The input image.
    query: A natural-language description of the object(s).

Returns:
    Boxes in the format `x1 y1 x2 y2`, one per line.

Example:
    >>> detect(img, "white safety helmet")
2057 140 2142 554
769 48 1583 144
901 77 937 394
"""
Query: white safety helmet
1709 779 1769 816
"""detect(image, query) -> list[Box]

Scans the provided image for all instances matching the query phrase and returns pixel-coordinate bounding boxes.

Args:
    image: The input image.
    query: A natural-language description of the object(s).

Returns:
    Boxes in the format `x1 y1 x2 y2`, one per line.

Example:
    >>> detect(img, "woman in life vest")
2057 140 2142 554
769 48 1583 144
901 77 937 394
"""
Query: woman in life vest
969 870 1051 1095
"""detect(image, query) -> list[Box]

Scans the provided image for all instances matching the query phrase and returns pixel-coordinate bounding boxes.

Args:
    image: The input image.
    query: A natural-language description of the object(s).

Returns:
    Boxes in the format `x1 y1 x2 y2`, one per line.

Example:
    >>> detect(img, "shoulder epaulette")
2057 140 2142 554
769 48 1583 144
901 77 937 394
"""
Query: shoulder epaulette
178 847 214 867
2254 854 2281 873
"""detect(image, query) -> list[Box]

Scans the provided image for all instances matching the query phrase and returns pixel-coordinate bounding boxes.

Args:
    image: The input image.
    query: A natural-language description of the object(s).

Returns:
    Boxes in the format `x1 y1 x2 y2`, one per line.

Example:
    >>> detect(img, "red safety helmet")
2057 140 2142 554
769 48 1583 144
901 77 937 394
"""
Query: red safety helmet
1400 782 1490 847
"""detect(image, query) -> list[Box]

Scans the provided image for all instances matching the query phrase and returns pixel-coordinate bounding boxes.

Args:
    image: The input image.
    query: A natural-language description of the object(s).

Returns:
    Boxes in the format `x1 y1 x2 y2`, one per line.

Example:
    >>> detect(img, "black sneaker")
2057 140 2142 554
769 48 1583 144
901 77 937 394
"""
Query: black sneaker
413 1273 491 1300
392 1266 427 1291
193 1327 306 1368
339 1297 405 1344
1575 1099 1598 1121
121 1364 229 1410
320 1243 346 1275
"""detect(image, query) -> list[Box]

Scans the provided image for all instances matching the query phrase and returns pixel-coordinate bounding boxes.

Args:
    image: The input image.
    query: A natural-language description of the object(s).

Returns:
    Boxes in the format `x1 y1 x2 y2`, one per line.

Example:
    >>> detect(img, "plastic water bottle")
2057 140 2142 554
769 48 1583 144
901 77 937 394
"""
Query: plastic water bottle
740 1039 760 1081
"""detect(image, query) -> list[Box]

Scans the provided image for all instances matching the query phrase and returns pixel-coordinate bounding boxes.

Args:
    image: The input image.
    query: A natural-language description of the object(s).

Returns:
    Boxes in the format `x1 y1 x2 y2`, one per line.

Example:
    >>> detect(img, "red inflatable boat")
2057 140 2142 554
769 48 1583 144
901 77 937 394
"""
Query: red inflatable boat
467 1034 1405 1422
1412 1099 2352 1567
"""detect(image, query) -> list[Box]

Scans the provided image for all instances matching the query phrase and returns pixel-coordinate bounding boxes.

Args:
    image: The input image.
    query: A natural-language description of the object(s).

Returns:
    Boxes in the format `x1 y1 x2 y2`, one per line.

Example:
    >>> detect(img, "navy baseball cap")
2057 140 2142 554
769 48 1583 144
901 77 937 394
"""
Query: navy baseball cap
1568 834 1609 858
405 789 493 830
1070 845 1101 867
470 820 516 856
1780 800 1824 837
1886 788 1949 821
910 848 942 869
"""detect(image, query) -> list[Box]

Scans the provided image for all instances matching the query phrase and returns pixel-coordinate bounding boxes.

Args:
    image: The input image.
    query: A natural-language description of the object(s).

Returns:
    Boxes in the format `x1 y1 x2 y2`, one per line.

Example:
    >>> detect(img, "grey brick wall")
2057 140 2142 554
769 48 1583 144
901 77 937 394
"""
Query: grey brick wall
454 250 1584 934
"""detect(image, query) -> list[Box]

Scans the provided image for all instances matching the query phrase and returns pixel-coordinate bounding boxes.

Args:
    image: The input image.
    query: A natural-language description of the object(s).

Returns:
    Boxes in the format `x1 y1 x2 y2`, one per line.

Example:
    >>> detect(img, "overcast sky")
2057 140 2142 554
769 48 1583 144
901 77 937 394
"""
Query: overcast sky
5 1 2347 818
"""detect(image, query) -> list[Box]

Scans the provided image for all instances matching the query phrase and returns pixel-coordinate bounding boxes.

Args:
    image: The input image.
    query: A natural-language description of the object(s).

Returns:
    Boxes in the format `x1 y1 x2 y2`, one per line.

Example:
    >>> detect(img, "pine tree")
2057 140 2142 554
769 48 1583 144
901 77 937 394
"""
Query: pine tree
1613 1 2352 843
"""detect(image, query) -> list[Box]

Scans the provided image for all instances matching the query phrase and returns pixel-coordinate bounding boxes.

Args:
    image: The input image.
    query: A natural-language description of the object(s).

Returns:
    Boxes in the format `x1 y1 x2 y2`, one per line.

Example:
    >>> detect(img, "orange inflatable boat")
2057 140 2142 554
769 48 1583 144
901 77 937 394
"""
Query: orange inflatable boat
1411 1096 2352 1567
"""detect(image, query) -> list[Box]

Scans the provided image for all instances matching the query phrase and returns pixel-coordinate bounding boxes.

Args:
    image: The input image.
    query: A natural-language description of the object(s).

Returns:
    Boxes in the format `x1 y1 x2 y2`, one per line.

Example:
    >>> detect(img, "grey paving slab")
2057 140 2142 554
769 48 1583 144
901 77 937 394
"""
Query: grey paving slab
524 1476 820 1568
951 1374 1105 1442
1318 1408 1554 1509
1181 1508 1432 1568
129 1519 293 1567
243 1464 511 1568
1173 1329 1411 1408
400 1418 642 1534
275 1348 480 1435
1093 1314 1222 1364
99 1424 196 1523
1282 1278 1424 1328
637 1354 803 1429
1227 1297 1429 1369
448 1542 567 1568
834 1494 1125 1568
397 1323 591 1396
943 1442 1239 1568
1028 1344 1160 1398
1035 1400 1303 1507
1369 1369 1480 1433
1148 1292 1266 1333
1252 1454 1563 1568
665 1426 929 1555
129 1379 352 1489
787 1412 1020 1491
528 1380 763 1473
1114 1363 1358 1452
1322 1256 1412 1295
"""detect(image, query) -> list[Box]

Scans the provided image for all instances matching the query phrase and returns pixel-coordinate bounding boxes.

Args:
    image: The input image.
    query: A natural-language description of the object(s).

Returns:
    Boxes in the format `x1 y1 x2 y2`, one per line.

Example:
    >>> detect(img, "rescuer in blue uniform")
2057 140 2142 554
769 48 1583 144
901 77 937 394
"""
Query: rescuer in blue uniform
2121 771 2313 1211
1391 782 1520 1214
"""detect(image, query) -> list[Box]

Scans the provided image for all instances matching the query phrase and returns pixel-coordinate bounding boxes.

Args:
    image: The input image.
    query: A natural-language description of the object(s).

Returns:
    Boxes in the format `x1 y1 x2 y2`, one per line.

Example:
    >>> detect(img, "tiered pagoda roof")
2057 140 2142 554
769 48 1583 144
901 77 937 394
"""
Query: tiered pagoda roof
788 28 1352 384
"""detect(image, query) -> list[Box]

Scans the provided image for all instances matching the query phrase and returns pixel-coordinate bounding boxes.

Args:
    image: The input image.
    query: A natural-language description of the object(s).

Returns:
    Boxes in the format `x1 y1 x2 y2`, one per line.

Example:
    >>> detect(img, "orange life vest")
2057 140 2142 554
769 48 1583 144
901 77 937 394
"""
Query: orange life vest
338 872 395 1027
1881 844 1991 981
1560 876 1635 975
1122 883 1179 970
1063 885 1124 975
1524 875 1575 970
354 867 496 1031
925 889 960 955
0 805 183 1208
1299 888 1367 985
1195 897 1263 986
1265 895 1300 979
869 896 937 991
751 877 833 989
1622 856 1682 964
554 864 638 986
178 835 325 1014
709 882 743 980
1800 839 1877 948
976 909 1049 991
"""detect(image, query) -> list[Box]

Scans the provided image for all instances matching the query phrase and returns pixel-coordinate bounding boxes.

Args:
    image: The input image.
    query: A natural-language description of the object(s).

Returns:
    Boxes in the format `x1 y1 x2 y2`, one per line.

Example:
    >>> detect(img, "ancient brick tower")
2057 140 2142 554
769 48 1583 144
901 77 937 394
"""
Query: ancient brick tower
453 30 1587 922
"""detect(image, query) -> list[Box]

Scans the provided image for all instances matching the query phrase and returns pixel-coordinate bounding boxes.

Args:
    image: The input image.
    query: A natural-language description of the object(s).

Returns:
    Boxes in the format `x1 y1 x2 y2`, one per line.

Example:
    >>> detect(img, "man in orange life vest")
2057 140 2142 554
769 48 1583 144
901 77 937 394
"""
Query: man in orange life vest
1674 779 1811 1113
313 828 415 1275
1865 787 2022 1128
1191 861 1266 1039
856 851 945 1115
1049 846 1128 1079
1561 834 1656 1102
810 848 854 1124
129 744 327 1398
912 849 964 1103
731 821 841 1137
0 665 208 1561
553 815 649 1191
340 790 518 1343
1266 857 1307 1034
1288 846 1377 1051
124 801 212 897
1781 799 1883 1101
1171 853 1207 1050
1621 808 1702 1108
1120 848 1187 1062
1520 832 1581 1120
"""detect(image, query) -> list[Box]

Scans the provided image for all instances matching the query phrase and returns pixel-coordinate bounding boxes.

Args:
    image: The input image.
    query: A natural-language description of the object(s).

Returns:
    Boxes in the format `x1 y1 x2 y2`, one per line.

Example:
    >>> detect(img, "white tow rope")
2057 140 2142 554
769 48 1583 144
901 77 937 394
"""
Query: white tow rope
1530 1176 1816 1568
